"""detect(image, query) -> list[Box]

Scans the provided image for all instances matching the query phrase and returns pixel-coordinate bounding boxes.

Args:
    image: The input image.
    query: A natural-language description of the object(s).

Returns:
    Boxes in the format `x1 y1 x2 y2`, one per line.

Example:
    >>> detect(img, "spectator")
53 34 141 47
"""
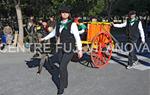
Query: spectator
3 25 13 45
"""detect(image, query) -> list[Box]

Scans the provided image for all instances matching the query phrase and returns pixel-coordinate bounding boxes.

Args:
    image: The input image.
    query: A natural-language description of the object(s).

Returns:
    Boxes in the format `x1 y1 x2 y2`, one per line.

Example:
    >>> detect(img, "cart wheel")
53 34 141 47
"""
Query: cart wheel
91 32 113 68
79 52 97 68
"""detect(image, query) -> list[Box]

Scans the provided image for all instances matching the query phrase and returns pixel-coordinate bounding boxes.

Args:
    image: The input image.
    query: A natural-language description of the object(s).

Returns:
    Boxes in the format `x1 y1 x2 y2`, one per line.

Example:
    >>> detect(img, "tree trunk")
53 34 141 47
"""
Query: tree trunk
106 0 118 21
107 0 113 21
15 4 24 48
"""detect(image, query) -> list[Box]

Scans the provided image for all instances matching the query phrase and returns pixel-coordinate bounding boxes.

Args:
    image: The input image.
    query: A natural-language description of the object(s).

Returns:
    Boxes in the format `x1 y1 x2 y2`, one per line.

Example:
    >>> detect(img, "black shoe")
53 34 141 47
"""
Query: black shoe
57 89 64 95
57 94 64 95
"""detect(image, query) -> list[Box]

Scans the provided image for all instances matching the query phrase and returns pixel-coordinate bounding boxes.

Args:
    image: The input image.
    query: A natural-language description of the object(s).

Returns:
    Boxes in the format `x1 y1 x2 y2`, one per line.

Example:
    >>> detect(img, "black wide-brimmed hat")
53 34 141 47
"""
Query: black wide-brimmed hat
59 5 72 13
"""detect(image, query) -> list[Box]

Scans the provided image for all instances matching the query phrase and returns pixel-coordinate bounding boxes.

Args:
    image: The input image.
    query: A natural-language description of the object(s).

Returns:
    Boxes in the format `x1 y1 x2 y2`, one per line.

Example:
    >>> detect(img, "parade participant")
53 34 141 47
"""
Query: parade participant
74 16 87 34
39 5 83 95
112 10 145 69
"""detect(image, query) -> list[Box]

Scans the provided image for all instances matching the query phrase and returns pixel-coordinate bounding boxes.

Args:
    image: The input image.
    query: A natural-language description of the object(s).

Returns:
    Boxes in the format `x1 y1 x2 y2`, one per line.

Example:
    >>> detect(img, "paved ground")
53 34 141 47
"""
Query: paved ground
0 35 150 95
0 49 149 95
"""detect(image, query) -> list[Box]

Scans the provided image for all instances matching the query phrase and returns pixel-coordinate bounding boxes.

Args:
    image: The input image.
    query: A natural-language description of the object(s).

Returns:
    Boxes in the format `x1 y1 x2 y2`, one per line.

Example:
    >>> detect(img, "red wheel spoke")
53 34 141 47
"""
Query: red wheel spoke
100 53 106 63
102 52 109 61
91 32 113 68
100 34 104 42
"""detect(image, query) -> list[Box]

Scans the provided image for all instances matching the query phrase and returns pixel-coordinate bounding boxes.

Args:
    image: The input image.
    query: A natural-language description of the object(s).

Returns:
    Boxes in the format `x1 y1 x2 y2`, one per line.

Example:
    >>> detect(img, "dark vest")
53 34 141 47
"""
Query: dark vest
126 19 140 41
56 21 76 51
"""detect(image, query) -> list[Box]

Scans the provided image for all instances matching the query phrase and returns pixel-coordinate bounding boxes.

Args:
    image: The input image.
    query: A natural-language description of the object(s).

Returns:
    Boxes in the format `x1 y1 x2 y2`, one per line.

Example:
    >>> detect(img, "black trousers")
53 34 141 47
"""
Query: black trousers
57 49 74 90
128 40 138 66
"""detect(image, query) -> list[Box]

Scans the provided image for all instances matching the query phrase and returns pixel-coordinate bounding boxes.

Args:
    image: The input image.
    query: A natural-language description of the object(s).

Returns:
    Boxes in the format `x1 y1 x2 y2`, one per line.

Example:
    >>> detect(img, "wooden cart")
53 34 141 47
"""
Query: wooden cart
79 22 113 68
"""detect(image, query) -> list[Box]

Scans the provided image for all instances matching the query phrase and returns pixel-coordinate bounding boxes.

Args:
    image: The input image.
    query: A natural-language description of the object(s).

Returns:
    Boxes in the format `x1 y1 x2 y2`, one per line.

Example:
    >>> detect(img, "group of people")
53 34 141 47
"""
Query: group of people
37 5 146 95
0 4 147 95
24 5 85 95
25 15 56 43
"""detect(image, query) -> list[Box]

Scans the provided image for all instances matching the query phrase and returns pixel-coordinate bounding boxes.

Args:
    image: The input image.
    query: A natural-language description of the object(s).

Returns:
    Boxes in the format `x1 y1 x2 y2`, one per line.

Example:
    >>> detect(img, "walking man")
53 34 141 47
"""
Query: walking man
112 10 145 69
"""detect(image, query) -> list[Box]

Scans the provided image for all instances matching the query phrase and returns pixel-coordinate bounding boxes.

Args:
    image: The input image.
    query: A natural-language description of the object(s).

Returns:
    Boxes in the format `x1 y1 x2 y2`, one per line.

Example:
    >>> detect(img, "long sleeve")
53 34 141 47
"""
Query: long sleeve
41 27 56 40
113 21 127 28
79 29 85 34
138 21 145 41
71 22 82 51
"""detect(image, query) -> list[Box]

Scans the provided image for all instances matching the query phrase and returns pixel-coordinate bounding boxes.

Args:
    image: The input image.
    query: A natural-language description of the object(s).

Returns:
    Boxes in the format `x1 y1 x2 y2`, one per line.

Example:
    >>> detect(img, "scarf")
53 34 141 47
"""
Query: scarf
60 20 72 30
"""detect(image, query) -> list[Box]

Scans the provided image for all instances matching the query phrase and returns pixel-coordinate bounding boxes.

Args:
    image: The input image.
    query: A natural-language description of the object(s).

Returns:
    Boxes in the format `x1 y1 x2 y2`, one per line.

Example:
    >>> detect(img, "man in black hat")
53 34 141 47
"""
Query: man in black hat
112 10 145 69
39 5 83 95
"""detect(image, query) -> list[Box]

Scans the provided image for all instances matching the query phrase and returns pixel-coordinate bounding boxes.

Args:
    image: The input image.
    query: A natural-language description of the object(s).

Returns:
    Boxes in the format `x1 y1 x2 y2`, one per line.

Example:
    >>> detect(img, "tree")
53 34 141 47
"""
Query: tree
1 0 150 21
112 0 150 16
103 0 119 19
13 0 24 47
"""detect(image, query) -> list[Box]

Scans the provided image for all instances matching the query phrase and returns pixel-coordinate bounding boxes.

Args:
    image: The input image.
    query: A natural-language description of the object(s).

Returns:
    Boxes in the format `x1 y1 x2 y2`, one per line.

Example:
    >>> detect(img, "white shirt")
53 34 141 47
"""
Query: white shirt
42 20 82 51
113 20 145 42
79 29 85 34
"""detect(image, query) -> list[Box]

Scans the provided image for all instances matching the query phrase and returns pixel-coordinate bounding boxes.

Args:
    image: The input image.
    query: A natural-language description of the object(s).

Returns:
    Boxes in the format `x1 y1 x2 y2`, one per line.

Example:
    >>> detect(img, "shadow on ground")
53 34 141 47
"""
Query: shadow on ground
25 55 61 89
111 52 150 67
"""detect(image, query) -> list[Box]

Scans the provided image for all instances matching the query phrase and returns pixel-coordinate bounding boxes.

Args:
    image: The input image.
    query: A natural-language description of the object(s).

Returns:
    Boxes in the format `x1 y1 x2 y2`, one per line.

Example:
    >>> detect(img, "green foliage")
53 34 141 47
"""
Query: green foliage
88 0 105 16
112 0 150 16
0 0 150 17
